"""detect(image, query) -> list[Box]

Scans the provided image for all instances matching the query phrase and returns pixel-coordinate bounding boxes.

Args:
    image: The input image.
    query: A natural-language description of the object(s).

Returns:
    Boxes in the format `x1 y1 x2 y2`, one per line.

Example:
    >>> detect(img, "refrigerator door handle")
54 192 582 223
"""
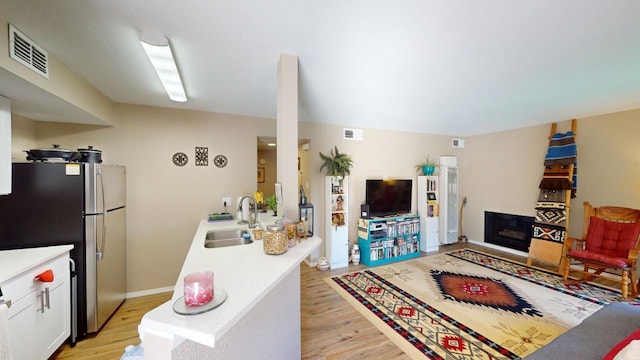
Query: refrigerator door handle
69 258 77 345
96 168 107 261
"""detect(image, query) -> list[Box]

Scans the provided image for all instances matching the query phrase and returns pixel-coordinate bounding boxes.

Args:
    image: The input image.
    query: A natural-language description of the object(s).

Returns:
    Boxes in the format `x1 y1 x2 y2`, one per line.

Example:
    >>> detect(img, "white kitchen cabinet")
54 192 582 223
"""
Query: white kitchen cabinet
1 249 71 360
325 176 349 269
0 95 11 195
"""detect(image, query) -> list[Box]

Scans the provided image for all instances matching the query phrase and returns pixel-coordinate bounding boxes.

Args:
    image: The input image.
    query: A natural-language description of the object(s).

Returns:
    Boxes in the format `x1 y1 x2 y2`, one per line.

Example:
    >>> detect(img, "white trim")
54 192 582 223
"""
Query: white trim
468 239 529 258
127 286 174 299
303 257 317 267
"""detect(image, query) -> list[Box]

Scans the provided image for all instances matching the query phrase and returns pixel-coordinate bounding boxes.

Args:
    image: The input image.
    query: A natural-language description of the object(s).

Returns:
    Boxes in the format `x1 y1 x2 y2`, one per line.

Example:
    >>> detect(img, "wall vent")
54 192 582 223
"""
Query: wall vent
343 128 363 141
8 24 49 79
452 138 465 148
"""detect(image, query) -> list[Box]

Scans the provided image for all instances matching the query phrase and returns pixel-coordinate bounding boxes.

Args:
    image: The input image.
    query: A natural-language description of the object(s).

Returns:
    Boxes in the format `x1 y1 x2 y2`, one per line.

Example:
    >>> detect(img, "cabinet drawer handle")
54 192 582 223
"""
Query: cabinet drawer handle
40 287 50 313
45 287 50 310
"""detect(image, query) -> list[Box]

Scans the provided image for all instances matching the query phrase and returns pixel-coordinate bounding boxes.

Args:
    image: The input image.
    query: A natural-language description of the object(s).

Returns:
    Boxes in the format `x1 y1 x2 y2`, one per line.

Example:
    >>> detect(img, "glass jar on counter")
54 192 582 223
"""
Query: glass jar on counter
282 218 297 247
263 224 287 255
252 226 263 240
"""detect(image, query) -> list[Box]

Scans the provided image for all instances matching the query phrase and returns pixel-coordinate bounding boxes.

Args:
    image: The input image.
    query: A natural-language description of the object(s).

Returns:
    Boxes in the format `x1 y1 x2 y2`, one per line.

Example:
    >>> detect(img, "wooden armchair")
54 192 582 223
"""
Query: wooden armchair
562 201 640 298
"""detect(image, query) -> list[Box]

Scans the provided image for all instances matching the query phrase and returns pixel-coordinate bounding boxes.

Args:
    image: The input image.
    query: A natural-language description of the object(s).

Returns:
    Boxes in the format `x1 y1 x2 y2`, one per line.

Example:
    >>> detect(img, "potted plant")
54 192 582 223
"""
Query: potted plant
265 195 278 216
415 156 439 176
319 146 353 178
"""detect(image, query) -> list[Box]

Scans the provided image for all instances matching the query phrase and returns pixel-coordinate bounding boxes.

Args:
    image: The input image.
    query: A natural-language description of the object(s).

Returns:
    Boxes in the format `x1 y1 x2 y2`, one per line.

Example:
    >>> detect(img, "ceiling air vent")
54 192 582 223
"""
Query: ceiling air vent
452 138 465 148
343 128 363 141
8 24 49 79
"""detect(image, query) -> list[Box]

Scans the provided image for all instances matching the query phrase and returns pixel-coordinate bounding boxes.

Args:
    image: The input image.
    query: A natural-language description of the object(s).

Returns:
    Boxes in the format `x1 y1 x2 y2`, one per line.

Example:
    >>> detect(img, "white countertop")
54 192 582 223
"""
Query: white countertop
139 214 321 348
0 245 74 284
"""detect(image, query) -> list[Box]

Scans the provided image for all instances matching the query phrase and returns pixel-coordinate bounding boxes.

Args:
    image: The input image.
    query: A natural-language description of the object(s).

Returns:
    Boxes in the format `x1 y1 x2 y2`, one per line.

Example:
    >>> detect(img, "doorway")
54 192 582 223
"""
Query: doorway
256 136 311 203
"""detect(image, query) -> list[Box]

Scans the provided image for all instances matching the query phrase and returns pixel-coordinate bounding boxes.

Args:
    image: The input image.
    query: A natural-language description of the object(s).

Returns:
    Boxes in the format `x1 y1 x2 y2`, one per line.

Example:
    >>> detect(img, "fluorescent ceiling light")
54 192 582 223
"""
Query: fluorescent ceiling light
139 32 187 102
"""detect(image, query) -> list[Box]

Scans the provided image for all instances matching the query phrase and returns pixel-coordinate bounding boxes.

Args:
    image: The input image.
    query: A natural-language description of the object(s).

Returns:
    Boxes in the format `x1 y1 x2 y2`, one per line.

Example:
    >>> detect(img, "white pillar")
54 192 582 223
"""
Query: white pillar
276 54 299 219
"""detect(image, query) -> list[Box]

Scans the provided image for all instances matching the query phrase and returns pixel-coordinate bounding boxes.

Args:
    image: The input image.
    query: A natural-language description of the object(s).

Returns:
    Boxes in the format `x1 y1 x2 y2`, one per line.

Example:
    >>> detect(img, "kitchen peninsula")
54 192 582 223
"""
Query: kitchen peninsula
139 214 321 359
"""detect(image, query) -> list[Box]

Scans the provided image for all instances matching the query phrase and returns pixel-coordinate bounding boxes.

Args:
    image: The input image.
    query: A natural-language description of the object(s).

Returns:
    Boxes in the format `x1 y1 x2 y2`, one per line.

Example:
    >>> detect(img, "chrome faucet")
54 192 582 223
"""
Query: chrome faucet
237 195 258 228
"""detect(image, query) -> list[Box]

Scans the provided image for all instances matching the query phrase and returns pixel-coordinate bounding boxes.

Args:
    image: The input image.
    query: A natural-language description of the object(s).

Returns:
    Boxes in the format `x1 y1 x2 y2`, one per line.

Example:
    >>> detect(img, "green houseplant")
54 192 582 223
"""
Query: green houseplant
319 146 353 177
265 195 278 216
415 156 439 176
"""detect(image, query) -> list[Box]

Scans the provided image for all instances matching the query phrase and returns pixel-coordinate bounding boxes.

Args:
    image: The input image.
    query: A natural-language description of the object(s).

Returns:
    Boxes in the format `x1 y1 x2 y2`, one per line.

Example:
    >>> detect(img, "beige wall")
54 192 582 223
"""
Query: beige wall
12 112 462 293
257 149 277 197
0 18 113 125
15 104 275 293
299 122 464 248
10 113 37 159
463 110 640 243
12 105 640 294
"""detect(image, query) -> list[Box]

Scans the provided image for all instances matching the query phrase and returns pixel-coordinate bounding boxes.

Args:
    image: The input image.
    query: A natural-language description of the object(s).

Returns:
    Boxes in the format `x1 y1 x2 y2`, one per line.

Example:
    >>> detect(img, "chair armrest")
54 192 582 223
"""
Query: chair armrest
564 237 585 252
628 248 639 263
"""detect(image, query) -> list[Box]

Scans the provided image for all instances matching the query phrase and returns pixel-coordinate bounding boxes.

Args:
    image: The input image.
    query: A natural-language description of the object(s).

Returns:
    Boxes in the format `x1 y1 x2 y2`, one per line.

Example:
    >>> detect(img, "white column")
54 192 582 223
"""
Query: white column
276 54 299 219
0 95 11 195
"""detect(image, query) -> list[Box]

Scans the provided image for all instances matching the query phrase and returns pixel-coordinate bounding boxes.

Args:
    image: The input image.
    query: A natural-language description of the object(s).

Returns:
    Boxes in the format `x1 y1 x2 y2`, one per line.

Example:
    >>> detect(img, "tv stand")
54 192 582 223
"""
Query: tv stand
357 214 420 266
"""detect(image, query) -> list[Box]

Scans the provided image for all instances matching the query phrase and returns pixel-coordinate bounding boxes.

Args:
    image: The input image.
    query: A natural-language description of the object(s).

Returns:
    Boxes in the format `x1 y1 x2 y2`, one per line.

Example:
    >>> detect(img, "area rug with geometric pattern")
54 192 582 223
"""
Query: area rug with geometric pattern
325 249 640 360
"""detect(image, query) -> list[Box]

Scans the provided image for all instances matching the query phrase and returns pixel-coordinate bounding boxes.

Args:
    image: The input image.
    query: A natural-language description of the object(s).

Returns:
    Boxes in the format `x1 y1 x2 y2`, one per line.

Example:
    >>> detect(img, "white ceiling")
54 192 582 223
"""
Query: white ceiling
1 1 640 136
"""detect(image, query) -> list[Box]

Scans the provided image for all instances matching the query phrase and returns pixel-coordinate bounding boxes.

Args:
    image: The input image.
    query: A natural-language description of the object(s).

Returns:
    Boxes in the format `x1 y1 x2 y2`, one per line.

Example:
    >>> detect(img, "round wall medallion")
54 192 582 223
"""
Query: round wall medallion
172 152 188 166
214 154 228 168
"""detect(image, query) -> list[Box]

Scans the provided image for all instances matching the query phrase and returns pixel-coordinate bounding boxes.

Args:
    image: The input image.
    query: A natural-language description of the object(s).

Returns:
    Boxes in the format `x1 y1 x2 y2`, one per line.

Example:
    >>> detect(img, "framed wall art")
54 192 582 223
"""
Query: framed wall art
257 167 265 183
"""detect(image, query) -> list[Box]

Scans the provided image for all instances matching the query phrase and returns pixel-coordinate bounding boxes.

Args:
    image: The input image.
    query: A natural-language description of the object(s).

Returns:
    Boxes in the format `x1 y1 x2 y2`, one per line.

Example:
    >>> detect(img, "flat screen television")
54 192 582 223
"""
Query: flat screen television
365 179 413 217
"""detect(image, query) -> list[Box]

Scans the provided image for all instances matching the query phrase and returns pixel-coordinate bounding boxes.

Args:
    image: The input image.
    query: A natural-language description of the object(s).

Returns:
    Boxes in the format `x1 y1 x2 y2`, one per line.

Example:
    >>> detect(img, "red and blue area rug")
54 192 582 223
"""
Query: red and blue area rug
326 249 640 360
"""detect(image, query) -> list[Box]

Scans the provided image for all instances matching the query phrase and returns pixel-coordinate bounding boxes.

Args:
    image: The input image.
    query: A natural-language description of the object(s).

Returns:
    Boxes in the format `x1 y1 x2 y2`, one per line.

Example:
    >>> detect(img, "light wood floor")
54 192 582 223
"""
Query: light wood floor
50 292 172 360
50 243 613 359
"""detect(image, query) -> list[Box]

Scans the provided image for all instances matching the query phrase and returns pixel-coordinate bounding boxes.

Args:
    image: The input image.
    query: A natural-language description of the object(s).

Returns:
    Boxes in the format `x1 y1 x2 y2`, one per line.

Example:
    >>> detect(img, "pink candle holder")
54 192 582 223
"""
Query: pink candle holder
183 271 214 306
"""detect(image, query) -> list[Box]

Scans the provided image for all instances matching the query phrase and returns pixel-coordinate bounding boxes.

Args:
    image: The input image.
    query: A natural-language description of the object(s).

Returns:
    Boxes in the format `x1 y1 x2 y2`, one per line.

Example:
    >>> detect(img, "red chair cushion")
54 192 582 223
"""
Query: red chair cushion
584 216 640 258
567 249 629 267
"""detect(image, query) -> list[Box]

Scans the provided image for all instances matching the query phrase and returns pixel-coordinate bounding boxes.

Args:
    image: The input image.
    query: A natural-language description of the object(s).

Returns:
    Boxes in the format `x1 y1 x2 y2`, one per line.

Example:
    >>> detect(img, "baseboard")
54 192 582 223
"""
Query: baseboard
127 286 175 299
303 257 317 267
468 239 529 258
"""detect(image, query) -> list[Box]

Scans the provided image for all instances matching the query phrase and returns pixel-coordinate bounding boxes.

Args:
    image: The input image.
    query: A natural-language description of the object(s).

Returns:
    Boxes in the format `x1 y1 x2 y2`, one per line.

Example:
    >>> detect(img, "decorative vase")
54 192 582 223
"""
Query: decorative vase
351 244 360 265
422 165 435 176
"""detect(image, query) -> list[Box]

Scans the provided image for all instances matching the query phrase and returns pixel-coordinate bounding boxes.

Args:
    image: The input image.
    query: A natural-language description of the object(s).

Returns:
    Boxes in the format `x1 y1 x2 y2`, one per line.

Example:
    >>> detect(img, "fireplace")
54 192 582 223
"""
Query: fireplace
484 211 534 252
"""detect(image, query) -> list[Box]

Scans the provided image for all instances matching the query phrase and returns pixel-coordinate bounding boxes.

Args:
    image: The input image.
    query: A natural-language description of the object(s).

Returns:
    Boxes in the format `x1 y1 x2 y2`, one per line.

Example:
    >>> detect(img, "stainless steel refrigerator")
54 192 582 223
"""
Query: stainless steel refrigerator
0 162 127 341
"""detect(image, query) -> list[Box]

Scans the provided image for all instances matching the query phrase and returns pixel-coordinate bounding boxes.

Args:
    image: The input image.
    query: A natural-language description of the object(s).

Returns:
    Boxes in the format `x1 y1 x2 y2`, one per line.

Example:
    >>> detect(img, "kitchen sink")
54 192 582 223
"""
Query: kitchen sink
204 238 253 248
205 229 249 240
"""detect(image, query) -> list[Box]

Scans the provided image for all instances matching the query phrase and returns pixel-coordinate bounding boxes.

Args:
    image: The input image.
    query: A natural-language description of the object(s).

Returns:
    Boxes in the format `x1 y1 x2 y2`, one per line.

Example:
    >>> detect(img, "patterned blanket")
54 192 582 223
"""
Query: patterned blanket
539 131 577 198
533 131 577 246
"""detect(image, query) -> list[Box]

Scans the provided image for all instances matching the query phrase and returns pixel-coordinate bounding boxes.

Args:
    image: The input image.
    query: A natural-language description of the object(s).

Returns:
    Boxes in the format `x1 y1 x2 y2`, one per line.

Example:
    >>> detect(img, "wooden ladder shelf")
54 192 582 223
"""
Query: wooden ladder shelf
527 119 577 271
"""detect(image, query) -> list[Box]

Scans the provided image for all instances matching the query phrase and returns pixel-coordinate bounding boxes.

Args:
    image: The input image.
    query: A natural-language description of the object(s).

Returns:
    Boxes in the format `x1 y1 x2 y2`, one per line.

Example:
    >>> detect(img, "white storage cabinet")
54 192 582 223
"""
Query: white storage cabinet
1 251 71 359
417 176 439 252
439 156 459 245
325 176 349 269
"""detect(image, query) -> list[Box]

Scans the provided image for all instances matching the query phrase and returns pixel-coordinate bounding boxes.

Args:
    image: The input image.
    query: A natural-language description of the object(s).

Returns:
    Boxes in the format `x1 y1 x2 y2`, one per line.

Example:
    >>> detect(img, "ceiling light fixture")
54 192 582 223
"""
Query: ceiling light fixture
139 32 187 102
